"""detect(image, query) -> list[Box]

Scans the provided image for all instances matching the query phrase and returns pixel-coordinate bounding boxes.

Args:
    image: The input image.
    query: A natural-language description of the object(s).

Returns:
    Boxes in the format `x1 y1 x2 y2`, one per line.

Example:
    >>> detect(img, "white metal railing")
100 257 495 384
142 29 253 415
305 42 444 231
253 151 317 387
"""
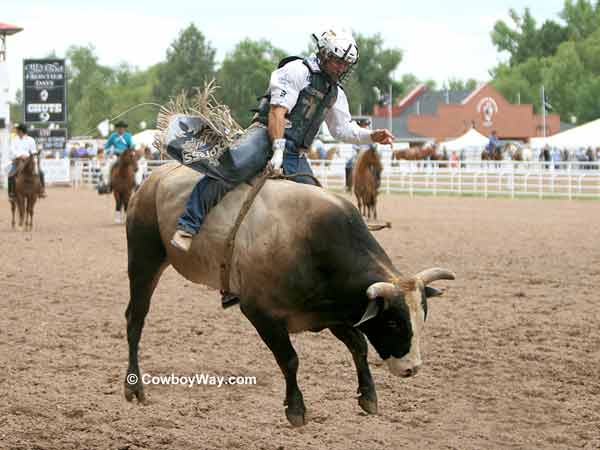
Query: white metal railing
45 158 600 200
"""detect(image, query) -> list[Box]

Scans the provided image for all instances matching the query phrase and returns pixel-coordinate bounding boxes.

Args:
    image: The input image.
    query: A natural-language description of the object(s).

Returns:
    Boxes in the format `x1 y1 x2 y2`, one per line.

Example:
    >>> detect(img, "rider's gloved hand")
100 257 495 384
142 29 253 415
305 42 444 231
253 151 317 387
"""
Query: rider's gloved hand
270 139 285 171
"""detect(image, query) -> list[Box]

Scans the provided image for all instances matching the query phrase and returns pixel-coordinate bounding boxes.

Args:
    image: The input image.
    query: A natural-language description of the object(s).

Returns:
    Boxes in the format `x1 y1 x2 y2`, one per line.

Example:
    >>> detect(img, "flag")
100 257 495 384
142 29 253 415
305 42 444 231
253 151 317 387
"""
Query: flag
97 119 110 137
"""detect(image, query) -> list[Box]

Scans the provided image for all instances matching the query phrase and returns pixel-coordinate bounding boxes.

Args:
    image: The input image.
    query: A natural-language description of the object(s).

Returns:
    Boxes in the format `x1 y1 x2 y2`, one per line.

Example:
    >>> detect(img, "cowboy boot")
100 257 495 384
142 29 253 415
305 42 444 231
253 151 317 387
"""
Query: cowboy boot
39 172 47 198
170 229 193 252
8 177 15 200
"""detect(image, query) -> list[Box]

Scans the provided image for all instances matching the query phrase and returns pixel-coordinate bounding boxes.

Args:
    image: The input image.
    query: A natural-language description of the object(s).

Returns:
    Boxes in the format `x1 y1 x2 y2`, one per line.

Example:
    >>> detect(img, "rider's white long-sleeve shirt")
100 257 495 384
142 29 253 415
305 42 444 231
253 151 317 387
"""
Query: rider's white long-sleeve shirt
9 135 37 159
268 56 372 145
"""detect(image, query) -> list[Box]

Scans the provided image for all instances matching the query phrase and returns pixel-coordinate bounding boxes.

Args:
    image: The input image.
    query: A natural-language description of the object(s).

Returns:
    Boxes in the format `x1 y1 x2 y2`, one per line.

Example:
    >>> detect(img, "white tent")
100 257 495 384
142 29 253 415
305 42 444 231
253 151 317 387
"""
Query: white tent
132 129 159 150
440 128 489 159
441 128 489 150
530 118 600 150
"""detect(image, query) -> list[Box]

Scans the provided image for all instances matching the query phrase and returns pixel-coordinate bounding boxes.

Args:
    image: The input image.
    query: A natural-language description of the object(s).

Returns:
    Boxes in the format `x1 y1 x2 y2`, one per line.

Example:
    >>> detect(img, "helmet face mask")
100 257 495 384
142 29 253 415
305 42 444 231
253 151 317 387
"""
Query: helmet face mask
314 28 358 83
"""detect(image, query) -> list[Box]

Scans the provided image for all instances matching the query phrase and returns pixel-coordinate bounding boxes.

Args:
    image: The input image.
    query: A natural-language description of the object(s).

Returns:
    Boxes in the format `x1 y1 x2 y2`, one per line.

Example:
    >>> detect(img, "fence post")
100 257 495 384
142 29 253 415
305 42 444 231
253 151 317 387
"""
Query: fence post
386 169 390 194
568 163 572 200
484 166 488 198
578 174 585 197
511 168 515 199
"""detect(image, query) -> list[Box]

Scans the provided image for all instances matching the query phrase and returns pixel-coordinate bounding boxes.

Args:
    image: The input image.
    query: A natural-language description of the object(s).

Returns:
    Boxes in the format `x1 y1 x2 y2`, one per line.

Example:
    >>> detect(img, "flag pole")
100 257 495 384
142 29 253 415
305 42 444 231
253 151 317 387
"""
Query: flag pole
541 85 546 137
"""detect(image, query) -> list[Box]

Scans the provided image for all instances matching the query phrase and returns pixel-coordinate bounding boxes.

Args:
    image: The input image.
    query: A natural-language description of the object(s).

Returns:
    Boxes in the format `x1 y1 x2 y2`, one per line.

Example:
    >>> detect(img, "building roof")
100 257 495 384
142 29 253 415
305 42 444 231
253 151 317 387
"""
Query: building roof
0 22 23 35
374 85 473 141
371 115 430 142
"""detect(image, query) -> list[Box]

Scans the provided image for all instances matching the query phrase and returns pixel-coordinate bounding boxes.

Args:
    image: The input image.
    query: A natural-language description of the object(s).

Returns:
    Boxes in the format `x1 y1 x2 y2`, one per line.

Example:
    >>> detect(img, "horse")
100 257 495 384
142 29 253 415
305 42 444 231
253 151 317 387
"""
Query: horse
307 146 340 167
481 145 502 161
11 154 41 231
392 147 426 161
392 144 440 162
353 146 382 220
110 148 138 223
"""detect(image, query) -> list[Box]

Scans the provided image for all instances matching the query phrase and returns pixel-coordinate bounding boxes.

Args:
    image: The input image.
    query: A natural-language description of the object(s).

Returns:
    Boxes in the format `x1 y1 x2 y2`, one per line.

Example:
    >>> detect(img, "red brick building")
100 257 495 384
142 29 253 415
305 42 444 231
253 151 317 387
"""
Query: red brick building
372 83 562 143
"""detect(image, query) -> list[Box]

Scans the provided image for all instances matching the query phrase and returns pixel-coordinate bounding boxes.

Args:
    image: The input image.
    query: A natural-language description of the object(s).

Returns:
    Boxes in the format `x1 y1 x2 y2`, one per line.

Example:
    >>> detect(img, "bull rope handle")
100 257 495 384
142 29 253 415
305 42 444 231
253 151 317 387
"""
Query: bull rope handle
219 168 321 295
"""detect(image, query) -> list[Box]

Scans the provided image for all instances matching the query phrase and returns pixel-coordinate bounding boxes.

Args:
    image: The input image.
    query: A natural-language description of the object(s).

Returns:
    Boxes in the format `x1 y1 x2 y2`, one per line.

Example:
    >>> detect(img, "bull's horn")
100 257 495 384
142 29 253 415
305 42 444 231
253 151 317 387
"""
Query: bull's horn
414 268 456 285
366 282 397 300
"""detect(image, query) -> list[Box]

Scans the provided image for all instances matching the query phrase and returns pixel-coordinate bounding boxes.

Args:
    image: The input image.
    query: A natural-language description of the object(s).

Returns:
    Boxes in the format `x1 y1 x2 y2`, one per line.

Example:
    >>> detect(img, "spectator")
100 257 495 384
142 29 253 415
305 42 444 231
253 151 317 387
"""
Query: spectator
313 137 327 159
449 150 459 168
551 147 561 169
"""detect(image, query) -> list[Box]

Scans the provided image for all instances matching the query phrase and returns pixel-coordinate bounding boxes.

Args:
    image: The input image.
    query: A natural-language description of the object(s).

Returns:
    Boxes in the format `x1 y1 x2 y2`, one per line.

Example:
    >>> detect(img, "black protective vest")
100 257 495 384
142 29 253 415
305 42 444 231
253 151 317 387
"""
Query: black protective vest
254 57 338 150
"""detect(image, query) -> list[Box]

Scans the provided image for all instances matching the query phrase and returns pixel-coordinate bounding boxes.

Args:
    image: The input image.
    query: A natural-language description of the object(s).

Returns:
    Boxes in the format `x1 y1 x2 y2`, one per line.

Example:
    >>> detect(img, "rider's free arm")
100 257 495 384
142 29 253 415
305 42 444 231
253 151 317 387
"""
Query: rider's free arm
325 91 393 145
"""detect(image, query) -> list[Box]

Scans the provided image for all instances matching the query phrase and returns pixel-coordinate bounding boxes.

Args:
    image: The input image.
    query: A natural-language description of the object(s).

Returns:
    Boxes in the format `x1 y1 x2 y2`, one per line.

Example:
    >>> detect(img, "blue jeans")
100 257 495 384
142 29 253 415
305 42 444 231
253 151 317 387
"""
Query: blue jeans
282 152 318 186
175 124 271 236
177 176 233 235
177 151 318 235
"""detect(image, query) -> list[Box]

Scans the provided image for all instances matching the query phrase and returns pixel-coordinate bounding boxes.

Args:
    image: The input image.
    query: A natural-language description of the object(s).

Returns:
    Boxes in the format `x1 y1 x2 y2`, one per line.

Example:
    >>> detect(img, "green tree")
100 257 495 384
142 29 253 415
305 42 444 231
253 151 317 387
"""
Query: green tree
66 45 114 136
153 24 216 104
542 41 586 119
107 64 161 133
445 78 479 91
216 39 285 127
491 8 541 66
9 89 23 124
491 57 548 112
538 20 570 57
560 0 600 41
576 27 600 73
344 33 403 115
396 73 420 96
574 75 600 122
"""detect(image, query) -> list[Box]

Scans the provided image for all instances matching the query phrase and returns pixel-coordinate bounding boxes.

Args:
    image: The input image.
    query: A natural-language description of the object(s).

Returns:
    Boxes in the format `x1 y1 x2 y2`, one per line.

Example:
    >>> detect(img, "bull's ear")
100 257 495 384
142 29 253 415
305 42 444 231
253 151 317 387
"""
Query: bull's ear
354 301 380 327
425 286 443 298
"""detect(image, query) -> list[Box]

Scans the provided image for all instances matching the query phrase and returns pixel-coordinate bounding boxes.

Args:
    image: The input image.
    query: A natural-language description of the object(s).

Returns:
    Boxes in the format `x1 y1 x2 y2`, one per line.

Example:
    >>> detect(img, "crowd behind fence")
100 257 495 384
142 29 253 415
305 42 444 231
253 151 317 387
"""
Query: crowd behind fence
63 158 600 200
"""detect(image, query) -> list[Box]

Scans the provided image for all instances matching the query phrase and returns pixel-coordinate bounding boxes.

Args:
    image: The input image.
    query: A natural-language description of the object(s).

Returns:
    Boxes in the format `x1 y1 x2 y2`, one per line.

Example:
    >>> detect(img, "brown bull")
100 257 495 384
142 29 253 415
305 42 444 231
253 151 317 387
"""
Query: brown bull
123 164 455 426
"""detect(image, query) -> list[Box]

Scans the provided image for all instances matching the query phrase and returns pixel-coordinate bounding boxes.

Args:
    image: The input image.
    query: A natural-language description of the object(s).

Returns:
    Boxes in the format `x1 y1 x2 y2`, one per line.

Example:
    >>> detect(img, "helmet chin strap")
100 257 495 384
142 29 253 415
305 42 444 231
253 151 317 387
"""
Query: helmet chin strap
317 50 355 84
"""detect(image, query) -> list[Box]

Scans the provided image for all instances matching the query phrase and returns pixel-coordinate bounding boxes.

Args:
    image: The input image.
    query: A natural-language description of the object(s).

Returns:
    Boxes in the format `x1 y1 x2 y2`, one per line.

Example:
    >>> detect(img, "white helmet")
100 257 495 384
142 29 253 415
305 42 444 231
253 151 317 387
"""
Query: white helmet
315 28 359 64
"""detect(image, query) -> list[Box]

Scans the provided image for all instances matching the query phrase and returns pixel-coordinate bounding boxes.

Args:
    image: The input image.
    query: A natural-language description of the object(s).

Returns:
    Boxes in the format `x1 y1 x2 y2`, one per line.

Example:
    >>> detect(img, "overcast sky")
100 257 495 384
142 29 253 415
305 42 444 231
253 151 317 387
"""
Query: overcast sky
3 0 566 99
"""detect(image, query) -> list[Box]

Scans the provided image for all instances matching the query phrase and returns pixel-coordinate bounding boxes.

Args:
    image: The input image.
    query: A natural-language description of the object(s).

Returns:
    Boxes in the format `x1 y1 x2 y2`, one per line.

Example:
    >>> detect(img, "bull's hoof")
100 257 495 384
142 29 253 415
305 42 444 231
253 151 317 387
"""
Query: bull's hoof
358 393 378 415
124 376 146 403
285 407 306 427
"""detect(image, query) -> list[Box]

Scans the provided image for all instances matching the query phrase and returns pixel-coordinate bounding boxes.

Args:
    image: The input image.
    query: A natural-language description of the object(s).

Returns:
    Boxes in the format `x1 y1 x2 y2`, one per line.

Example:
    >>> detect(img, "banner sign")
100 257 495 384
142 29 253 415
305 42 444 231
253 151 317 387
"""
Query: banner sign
28 128 67 151
40 159 70 184
23 59 67 123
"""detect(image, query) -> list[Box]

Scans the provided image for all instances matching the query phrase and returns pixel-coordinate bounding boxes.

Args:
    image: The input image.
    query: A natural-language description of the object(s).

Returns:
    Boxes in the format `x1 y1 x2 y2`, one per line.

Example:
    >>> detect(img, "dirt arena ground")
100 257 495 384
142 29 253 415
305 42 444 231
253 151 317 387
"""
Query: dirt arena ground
1 187 599 450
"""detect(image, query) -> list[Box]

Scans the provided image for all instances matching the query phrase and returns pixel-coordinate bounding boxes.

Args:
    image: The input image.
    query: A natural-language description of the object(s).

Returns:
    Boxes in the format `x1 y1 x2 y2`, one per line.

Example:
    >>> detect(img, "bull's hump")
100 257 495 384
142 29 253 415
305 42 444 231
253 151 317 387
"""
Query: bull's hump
259 179 346 209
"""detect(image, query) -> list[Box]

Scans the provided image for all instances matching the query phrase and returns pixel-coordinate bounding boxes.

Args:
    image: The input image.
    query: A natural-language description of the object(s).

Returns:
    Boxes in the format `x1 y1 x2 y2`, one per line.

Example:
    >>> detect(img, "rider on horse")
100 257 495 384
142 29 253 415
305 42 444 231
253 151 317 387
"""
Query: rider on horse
169 27 394 256
102 120 133 192
7 123 46 199
346 118 371 191
486 130 499 159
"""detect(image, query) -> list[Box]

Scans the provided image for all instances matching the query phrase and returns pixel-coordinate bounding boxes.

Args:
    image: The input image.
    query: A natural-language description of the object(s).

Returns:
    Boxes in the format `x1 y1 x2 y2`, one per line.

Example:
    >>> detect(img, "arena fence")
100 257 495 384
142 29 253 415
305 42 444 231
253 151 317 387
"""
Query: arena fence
5 158 599 200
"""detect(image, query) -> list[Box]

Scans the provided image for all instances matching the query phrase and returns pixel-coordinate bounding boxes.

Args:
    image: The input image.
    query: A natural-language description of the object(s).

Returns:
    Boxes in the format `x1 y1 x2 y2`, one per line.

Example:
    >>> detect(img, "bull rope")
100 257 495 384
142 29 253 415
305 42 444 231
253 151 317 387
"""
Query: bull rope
219 169 320 302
